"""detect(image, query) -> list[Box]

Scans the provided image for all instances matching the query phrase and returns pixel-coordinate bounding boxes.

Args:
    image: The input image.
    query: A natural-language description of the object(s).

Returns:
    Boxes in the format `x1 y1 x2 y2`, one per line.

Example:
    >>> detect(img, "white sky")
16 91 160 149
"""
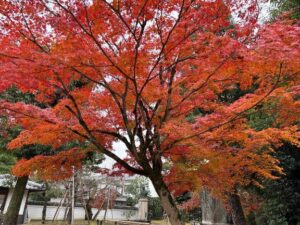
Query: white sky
100 141 158 197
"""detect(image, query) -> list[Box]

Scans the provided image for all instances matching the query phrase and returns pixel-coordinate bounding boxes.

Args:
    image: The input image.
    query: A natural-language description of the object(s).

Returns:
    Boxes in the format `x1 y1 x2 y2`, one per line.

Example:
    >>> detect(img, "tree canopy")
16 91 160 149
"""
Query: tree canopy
0 1 299 224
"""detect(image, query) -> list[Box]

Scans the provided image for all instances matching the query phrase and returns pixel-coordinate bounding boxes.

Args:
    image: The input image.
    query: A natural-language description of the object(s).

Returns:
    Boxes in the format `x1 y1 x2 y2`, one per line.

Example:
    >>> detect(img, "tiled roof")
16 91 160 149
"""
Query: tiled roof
0 174 45 191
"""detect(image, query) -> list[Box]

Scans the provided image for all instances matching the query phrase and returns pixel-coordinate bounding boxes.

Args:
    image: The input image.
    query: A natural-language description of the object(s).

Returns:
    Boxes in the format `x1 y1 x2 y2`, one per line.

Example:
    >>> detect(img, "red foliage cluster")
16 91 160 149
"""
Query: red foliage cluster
0 0 299 220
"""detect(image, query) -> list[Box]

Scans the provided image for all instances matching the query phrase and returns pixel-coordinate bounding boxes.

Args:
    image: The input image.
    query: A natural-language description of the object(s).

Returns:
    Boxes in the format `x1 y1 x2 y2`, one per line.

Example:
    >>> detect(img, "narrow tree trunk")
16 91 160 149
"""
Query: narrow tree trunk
41 190 47 224
85 198 93 221
150 177 183 225
67 206 72 225
92 195 106 221
92 209 101 221
103 201 108 221
4 176 29 225
229 193 247 225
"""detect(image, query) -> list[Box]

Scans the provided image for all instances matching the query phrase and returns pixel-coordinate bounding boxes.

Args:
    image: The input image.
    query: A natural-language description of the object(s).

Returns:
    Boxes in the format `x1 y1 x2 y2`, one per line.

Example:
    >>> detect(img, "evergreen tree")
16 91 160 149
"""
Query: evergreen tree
271 0 300 19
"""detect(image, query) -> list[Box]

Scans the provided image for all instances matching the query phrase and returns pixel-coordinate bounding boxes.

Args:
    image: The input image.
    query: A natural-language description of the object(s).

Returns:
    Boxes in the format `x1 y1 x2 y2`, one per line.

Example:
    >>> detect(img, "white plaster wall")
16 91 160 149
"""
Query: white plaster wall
3 189 13 213
137 199 148 220
19 190 28 214
3 189 28 215
27 205 138 221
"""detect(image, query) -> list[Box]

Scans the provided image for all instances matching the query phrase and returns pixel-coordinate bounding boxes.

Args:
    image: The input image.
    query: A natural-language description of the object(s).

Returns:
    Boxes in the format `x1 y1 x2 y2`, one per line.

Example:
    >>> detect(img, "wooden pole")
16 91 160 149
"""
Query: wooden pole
71 167 75 225
52 189 68 224
78 175 91 224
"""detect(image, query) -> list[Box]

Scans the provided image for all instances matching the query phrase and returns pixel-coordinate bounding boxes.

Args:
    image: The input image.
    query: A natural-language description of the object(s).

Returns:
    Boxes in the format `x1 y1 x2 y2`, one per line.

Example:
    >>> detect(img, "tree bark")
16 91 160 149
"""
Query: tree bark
4 176 29 225
92 209 101 221
67 206 72 225
229 193 247 225
85 198 93 221
150 176 183 225
41 190 47 224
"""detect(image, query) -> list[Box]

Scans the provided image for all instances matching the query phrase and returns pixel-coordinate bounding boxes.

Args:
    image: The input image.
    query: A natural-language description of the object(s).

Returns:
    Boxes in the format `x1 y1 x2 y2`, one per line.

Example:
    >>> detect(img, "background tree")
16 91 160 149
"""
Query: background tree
124 176 165 221
252 144 300 225
92 186 118 221
0 118 17 174
244 96 300 225
148 197 164 221
242 88 300 225
75 153 104 221
271 0 300 19
124 176 150 206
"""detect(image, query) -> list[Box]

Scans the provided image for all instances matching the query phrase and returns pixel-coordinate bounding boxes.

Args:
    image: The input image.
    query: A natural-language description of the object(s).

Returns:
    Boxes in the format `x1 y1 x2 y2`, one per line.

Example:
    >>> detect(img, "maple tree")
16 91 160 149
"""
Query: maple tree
0 86 90 225
0 1 300 225
166 84 300 223
92 188 117 212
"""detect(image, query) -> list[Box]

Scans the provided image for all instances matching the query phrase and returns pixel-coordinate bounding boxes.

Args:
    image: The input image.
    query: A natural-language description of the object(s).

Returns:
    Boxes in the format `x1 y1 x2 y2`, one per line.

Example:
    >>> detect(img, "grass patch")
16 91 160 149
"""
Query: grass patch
151 220 190 225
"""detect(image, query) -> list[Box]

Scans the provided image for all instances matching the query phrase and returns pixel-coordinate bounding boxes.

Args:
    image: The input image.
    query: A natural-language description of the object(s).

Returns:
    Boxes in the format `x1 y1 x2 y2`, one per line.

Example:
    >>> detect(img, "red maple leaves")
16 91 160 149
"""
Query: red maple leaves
0 1 299 222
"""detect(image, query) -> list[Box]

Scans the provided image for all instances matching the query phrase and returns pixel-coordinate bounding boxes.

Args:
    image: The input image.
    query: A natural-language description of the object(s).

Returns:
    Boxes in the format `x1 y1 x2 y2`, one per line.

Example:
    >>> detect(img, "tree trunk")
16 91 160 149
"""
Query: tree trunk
4 176 29 225
229 193 247 225
67 206 72 225
92 209 100 221
85 198 93 221
41 190 47 224
150 177 183 225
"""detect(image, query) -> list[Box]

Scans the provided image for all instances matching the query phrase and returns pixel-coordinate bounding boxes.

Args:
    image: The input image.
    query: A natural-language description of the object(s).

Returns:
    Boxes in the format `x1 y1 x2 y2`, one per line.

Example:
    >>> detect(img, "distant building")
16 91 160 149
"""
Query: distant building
0 174 44 224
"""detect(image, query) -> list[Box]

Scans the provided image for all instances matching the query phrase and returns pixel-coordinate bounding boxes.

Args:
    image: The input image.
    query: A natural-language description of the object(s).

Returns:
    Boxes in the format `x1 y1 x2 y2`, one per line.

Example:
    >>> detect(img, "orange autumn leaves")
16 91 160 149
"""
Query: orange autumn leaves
0 0 299 199
12 148 86 181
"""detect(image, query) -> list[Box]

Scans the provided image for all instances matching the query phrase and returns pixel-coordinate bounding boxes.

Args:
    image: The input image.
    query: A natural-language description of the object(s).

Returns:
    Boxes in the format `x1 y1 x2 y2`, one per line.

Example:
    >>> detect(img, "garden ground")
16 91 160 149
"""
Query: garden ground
27 220 189 225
